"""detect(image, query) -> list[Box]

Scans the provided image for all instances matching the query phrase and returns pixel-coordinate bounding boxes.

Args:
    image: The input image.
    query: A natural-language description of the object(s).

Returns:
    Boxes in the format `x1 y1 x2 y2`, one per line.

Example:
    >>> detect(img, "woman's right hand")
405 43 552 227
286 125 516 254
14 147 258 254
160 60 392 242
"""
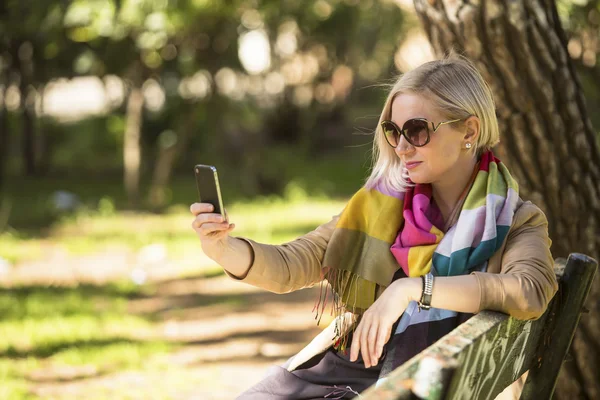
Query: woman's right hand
190 202 236 252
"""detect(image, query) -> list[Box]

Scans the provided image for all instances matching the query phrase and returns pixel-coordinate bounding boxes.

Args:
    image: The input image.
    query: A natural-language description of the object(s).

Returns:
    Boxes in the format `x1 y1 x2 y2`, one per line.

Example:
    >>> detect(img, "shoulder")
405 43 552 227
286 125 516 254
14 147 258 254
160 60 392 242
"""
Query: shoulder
509 198 550 236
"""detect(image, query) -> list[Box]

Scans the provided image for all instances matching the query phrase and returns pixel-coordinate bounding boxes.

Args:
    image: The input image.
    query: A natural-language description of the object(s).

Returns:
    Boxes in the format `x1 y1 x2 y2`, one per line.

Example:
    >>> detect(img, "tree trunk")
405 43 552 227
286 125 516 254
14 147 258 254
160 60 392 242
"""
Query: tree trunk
123 86 144 208
36 84 50 176
19 68 36 176
413 0 600 398
148 109 195 210
0 67 9 193
20 86 35 176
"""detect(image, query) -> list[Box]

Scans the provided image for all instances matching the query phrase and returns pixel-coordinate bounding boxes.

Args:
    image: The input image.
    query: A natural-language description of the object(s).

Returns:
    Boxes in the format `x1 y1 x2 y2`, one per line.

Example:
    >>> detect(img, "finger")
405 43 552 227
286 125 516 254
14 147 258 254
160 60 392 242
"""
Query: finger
192 213 226 229
198 222 231 236
375 326 391 362
190 203 214 215
367 321 379 365
350 323 363 362
194 222 229 235
218 223 235 236
361 322 372 367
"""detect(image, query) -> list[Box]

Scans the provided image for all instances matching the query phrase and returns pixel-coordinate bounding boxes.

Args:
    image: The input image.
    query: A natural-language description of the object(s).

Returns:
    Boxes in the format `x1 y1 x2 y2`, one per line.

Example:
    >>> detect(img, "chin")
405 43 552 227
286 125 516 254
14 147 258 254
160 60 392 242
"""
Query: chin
407 172 431 185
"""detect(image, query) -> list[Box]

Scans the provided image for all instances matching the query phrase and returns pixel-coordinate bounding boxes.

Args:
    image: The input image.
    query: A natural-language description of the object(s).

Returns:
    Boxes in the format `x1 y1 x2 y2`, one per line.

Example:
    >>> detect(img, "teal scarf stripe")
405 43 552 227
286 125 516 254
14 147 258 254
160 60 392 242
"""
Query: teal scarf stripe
431 225 510 276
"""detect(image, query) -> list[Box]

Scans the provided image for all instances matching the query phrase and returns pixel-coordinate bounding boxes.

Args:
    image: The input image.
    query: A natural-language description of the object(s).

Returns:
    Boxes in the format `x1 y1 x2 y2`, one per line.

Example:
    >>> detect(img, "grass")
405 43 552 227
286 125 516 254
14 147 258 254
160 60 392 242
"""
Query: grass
2 144 371 231
0 181 350 266
1 143 369 264
0 143 368 398
0 175 351 398
0 281 175 399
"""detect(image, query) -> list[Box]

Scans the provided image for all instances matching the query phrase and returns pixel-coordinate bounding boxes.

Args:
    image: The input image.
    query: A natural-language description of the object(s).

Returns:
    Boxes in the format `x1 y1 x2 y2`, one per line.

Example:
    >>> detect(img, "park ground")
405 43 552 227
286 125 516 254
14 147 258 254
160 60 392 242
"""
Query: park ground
1 187 346 399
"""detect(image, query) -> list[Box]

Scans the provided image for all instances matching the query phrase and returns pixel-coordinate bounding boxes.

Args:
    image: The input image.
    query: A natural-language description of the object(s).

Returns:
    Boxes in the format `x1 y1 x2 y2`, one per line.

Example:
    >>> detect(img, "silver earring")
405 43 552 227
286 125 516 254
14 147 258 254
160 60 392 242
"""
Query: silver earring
465 143 472 149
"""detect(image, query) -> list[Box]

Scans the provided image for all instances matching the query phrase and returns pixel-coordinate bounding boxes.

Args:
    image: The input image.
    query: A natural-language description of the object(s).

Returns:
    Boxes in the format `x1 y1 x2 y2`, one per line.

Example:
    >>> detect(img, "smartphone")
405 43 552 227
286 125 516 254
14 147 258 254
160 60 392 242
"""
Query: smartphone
194 164 226 220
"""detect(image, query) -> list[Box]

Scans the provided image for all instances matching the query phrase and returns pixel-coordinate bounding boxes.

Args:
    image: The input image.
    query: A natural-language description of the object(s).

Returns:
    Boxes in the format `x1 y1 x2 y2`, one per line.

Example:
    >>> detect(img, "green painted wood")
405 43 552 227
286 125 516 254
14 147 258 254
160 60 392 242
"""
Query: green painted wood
412 355 458 400
362 310 547 399
521 253 598 400
361 253 597 400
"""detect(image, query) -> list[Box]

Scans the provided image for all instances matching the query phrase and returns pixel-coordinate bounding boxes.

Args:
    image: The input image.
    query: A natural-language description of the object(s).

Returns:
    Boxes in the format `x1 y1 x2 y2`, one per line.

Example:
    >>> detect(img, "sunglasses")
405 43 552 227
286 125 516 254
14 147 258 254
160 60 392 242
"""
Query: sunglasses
380 117 464 148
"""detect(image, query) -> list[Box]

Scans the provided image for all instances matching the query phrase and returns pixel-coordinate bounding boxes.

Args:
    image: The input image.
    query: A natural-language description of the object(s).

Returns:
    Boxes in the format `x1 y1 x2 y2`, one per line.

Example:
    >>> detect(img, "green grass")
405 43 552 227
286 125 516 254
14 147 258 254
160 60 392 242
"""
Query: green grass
2 143 371 231
0 145 366 398
1 143 369 266
1 180 349 265
0 282 175 399
0 182 350 398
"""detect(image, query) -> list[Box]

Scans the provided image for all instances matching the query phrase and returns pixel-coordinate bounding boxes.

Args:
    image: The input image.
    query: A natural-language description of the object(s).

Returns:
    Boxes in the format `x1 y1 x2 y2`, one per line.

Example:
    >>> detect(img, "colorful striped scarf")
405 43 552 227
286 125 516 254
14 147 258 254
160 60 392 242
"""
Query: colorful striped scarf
312 150 519 378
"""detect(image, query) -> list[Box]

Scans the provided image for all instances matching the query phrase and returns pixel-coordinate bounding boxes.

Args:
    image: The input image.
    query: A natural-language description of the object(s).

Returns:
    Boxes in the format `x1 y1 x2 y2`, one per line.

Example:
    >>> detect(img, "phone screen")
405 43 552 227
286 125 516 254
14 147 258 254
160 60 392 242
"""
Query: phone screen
194 165 225 218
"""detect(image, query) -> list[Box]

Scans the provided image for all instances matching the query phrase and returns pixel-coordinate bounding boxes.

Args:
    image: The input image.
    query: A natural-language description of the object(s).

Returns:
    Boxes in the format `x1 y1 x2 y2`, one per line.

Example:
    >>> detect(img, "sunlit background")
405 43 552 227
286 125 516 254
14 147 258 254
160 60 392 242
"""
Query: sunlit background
1 0 599 398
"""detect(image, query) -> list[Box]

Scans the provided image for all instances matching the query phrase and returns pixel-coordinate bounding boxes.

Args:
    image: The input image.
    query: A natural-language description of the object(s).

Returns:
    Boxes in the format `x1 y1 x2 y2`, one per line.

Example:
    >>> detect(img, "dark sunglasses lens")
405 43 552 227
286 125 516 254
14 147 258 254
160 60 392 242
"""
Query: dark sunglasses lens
381 121 399 147
403 119 429 146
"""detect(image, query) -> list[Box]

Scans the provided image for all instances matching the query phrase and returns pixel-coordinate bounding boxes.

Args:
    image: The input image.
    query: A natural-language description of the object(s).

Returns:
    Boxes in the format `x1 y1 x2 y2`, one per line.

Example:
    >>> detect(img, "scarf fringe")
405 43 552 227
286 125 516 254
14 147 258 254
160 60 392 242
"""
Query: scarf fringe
313 267 376 354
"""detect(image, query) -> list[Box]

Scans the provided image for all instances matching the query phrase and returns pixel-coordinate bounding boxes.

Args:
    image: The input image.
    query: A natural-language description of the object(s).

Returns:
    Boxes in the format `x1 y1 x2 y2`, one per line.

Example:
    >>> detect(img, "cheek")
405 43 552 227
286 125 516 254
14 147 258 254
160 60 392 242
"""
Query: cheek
423 145 460 174
439 146 461 165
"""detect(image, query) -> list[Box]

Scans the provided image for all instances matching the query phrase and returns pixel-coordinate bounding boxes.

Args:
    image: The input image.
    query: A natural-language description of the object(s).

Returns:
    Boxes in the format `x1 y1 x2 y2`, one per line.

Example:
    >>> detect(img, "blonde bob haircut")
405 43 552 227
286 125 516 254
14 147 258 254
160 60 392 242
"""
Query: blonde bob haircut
364 51 500 193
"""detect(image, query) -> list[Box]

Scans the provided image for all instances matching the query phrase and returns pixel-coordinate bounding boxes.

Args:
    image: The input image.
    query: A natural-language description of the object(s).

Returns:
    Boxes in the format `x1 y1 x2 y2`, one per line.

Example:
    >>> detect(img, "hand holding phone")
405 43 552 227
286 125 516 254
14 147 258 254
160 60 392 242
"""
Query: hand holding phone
194 164 226 220
190 165 234 244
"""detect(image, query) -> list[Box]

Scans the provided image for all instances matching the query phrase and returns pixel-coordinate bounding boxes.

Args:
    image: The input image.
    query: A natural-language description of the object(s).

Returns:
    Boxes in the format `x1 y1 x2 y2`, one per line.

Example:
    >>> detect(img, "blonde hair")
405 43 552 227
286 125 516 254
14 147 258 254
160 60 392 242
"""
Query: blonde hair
364 50 500 193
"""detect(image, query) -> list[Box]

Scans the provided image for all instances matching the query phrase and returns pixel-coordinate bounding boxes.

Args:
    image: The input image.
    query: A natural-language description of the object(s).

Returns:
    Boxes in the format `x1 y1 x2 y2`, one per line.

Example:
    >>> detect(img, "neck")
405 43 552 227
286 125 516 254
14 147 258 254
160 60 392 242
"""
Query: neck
431 156 478 223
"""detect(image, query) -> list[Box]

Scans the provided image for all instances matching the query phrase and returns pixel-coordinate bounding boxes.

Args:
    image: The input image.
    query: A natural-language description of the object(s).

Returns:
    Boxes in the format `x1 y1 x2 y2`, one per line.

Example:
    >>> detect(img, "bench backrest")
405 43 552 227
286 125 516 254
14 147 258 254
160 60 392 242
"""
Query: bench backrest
361 253 598 400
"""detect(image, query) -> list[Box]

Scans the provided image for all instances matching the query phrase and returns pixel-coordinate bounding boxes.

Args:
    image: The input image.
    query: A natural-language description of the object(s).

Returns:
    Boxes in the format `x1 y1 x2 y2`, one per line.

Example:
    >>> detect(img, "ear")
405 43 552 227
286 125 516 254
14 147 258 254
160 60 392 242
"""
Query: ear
463 116 480 145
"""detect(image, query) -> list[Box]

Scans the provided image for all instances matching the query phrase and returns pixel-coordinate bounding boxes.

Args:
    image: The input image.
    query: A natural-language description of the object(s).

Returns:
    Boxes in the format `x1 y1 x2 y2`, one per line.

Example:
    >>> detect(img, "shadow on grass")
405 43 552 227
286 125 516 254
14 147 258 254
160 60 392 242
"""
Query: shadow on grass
11 220 327 247
183 327 318 347
135 282 320 317
0 337 155 359
0 282 153 300
0 274 322 380
0 282 156 320
191 353 296 367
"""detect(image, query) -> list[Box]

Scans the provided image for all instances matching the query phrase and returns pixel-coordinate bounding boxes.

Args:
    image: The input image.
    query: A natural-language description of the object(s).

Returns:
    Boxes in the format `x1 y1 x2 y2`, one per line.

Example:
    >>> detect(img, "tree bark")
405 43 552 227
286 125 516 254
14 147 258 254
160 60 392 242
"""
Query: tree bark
413 0 600 398
124 86 144 208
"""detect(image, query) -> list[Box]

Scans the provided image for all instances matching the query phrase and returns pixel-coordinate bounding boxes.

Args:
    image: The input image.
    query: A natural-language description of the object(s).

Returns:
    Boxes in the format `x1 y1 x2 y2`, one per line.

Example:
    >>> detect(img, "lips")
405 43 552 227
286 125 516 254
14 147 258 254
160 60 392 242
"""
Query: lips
405 161 422 169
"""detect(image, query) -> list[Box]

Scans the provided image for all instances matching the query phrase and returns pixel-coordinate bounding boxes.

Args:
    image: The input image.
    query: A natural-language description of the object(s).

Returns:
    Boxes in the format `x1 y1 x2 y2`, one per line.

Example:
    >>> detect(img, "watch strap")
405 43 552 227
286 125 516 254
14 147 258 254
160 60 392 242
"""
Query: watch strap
417 273 434 312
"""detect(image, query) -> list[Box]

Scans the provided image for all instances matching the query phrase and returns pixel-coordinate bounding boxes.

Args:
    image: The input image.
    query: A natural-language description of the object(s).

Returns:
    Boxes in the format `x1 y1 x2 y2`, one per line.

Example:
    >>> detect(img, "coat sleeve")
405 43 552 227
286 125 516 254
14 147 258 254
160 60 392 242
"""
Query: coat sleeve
470 202 559 320
223 213 340 294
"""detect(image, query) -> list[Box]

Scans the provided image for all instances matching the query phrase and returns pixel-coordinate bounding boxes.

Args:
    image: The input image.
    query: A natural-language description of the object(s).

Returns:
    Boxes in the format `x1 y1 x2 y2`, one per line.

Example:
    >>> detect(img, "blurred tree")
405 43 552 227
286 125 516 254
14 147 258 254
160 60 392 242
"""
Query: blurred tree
556 0 600 130
1 1 61 180
60 0 178 206
413 0 600 398
0 0 88 184
1 0 411 205
0 46 7 194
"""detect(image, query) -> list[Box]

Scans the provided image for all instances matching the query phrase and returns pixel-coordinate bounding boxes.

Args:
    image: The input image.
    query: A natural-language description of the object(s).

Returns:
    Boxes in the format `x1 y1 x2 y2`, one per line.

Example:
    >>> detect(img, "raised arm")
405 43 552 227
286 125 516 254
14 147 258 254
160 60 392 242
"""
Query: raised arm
221 214 340 294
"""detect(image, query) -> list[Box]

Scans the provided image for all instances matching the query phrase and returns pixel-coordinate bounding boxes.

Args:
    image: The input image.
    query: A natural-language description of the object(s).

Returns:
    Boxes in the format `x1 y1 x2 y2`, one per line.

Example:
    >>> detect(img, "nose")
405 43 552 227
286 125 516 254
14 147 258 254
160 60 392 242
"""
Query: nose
394 132 414 157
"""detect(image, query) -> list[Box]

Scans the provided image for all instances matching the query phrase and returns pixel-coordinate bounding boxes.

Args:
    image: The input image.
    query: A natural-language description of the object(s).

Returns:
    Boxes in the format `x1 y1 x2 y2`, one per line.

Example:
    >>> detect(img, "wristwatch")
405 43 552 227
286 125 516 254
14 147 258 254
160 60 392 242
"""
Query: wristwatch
417 272 434 312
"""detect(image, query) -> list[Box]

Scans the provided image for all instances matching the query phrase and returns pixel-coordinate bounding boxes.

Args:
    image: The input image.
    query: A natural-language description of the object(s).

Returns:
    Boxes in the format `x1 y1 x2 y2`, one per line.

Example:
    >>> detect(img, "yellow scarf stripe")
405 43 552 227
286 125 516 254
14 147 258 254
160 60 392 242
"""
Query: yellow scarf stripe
336 187 404 243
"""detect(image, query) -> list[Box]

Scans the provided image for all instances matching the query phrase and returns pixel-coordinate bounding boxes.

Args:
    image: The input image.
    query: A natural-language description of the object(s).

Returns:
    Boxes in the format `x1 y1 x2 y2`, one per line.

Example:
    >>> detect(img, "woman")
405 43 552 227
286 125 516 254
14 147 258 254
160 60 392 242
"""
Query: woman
190 52 559 399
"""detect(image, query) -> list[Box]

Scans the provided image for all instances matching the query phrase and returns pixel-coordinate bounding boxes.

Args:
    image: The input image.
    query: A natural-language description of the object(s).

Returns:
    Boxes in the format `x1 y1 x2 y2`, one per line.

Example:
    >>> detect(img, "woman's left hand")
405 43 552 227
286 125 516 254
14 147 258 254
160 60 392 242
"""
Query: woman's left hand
349 279 415 368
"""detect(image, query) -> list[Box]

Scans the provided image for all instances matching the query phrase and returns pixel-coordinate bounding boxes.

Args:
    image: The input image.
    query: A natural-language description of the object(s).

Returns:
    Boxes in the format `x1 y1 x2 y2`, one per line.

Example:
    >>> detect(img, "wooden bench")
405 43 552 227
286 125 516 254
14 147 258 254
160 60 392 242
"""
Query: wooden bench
361 253 598 400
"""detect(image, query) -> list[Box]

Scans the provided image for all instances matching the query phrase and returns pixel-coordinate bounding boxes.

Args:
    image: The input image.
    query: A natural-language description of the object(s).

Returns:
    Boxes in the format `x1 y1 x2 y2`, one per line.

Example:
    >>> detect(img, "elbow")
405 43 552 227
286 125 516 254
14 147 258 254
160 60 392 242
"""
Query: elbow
507 278 558 321
507 303 547 321
472 271 559 321
268 285 296 295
